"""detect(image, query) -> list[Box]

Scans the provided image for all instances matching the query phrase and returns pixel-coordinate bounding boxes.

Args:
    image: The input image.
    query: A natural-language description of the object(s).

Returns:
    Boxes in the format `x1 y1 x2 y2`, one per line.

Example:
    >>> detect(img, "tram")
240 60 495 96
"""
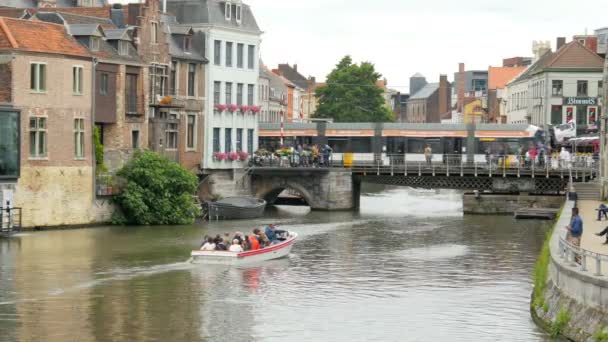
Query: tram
258 122 536 164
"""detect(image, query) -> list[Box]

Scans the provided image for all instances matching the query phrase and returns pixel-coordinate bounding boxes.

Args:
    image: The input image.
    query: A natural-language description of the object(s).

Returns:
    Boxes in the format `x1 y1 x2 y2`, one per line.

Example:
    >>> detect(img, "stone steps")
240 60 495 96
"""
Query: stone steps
574 182 601 200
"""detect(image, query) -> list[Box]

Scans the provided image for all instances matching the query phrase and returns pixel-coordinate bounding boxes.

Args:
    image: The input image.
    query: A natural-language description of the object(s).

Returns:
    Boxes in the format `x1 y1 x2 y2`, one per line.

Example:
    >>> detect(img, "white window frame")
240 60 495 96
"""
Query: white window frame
165 120 178 150
170 60 179 96
187 63 196 98
73 65 84 95
118 40 129 56
236 5 242 23
90 37 100 51
30 62 47 93
225 1 231 20
29 116 47 159
74 118 85 159
151 22 159 44
186 113 197 151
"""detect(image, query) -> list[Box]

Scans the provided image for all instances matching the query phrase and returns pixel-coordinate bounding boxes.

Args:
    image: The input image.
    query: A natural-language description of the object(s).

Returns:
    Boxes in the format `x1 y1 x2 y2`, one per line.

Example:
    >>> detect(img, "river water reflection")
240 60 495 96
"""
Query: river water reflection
0 186 553 341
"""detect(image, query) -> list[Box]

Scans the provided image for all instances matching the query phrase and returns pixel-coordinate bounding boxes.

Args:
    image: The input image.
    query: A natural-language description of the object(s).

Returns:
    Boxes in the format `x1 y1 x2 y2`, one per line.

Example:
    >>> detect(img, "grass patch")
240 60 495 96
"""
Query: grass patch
595 327 608 342
551 307 571 337
532 228 553 309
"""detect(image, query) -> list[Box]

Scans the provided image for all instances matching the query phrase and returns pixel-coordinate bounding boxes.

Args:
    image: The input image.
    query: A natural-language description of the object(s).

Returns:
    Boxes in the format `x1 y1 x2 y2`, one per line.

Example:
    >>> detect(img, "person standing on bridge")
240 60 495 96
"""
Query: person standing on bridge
424 145 432 167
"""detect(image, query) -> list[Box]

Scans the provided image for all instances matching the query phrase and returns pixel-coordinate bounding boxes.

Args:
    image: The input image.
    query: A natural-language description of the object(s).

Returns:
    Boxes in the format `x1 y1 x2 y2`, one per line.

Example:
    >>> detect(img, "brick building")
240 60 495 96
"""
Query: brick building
405 75 450 123
0 17 96 227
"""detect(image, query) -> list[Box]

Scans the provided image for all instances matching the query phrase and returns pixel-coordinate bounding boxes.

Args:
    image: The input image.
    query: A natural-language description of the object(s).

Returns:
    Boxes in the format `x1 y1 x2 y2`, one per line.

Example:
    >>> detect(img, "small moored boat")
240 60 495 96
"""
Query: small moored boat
207 197 266 220
191 232 298 265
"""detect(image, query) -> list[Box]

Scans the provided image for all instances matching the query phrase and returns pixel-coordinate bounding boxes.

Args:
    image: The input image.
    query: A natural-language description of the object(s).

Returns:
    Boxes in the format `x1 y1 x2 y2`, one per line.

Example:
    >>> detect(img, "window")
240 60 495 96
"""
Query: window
0 111 19 178
149 65 168 98
214 81 221 105
237 43 244 68
74 118 85 159
236 128 243 151
236 5 242 22
132 130 139 149
213 127 220 152
29 117 47 158
151 22 158 44
214 40 221 65
248 129 254 153
551 80 563 96
100 73 108 96
188 63 196 97
225 128 232 153
247 84 254 105
599 81 604 97
90 37 100 51
126 74 139 114
576 105 587 125
165 122 178 149
73 66 83 95
30 63 46 92
237 83 243 105
577 80 588 96
224 1 231 20
248 45 255 69
551 105 562 124
170 61 177 95
187 114 196 149
184 36 192 51
226 42 233 67
118 41 129 56
225 82 232 104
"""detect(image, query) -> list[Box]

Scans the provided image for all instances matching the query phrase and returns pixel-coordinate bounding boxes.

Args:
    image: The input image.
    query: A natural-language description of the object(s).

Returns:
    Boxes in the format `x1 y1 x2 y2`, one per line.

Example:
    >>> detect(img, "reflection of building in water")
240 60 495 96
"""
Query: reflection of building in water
0 239 20 341
13 231 95 341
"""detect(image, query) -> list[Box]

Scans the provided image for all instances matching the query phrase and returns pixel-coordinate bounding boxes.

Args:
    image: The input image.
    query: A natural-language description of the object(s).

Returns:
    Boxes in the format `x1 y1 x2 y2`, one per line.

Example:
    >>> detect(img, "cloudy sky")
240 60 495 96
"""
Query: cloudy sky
247 0 607 93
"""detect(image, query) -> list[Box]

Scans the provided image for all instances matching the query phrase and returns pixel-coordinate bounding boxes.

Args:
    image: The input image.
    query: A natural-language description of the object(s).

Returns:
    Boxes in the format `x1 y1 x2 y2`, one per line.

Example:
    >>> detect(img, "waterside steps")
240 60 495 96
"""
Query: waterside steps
574 182 601 200
0 207 22 238
514 208 559 220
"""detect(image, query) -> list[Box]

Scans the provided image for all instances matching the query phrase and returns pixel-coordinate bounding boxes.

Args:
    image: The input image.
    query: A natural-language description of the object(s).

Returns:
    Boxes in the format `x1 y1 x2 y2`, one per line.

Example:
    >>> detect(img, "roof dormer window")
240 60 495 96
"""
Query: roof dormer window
236 5 242 23
225 1 231 20
118 40 129 56
184 35 192 52
90 37 100 51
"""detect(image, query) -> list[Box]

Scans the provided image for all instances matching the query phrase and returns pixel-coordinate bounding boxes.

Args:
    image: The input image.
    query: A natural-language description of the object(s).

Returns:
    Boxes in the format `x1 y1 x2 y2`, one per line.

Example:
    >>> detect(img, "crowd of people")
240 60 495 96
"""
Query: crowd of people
199 224 288 253
252 144 333 168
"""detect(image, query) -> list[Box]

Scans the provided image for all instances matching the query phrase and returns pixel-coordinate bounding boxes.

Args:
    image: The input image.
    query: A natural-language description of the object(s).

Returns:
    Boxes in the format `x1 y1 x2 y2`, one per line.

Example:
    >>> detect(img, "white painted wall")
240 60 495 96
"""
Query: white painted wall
195 26 261 169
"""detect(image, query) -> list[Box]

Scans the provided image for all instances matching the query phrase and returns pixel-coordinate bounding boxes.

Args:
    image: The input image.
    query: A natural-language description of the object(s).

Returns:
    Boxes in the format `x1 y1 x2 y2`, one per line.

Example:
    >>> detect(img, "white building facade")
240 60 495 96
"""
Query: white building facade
168 0 262 169
506 41 604 130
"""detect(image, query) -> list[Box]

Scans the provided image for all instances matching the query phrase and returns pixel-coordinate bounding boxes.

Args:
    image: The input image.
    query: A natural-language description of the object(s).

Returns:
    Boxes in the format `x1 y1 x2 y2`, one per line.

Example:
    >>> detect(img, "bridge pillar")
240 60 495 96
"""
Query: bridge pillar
352 177 361 210
252 170 355 211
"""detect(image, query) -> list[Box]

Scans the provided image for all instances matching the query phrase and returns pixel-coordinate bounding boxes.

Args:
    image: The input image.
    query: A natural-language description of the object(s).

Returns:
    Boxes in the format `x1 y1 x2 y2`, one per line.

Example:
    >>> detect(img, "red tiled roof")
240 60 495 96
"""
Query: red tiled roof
488 66 526 90
0 17 91 58
545 41 604 69
0 8 29 19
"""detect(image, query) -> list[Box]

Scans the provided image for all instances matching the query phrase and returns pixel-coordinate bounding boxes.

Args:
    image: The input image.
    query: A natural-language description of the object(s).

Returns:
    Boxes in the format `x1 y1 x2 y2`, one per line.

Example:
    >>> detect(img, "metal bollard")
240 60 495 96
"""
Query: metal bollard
596 257 602 277
581 254 587 272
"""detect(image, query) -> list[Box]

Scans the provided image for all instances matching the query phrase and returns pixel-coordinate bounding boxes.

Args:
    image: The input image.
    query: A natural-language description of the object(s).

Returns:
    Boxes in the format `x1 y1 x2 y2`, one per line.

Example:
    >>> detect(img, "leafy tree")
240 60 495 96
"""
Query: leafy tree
112 150 200 225
93 126 107 175
314 56 394 122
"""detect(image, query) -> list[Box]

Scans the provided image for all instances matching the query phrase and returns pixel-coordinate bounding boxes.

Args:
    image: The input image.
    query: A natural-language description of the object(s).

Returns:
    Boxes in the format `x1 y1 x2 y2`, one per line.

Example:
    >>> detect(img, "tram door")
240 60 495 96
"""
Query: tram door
442 138 463 164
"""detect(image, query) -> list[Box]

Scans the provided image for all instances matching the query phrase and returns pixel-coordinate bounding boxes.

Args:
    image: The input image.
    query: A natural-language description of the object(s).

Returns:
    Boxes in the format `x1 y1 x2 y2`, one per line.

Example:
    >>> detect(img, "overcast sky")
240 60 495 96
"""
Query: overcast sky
114 0 607 93
248 0 608 93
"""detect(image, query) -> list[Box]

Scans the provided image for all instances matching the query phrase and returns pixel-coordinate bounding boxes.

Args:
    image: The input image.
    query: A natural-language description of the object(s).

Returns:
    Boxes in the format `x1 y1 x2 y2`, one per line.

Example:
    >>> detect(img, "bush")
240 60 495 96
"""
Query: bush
595 327 608 342
94 126 107 175
111 150 200 225
532 228 552 309
551 307 571 337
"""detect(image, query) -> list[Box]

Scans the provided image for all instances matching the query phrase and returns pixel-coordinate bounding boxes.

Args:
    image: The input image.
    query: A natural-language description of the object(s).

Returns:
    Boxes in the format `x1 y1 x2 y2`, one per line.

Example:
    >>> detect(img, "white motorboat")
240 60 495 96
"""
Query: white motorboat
191 232 298 265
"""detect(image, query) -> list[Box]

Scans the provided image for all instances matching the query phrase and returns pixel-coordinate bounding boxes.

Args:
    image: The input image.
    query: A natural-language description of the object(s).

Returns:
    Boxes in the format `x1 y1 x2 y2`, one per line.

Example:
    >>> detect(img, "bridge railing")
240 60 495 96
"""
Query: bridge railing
338 153 597 179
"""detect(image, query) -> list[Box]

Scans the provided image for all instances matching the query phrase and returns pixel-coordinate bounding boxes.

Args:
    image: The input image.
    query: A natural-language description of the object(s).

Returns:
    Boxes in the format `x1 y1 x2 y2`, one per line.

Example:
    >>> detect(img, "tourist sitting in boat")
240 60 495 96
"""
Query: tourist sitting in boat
248 233 261 250
200 237 216 251
229 239 244 252
265 224 287 244
257 230 270 247
242 235 252 251
214 236 228 251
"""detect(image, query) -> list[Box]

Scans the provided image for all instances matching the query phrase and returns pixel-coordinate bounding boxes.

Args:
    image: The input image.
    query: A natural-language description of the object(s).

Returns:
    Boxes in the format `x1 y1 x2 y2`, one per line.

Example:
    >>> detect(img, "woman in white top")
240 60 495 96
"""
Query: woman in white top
229 239 244 253
200 237 216 251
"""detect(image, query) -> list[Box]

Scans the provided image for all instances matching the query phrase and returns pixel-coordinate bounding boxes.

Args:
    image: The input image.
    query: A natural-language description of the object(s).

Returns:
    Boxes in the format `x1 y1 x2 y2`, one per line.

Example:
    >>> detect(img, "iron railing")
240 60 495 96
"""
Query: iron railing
0 207 22 233
96 173 120 196
559 235 608 277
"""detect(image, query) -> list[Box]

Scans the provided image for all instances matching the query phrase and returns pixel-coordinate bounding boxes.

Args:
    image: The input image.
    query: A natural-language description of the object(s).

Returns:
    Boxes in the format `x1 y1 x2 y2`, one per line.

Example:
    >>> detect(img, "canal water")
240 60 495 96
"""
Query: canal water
0 186 553 342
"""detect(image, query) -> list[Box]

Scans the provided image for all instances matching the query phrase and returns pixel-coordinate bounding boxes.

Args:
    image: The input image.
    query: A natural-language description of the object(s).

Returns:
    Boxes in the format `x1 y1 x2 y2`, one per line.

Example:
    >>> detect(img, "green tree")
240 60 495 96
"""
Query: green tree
112 150 200 225
314 56 394 122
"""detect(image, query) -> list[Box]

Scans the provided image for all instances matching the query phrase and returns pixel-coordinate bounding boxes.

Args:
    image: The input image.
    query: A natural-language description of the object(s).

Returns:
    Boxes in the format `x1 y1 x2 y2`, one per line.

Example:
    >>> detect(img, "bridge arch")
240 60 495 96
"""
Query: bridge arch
256 181 315 207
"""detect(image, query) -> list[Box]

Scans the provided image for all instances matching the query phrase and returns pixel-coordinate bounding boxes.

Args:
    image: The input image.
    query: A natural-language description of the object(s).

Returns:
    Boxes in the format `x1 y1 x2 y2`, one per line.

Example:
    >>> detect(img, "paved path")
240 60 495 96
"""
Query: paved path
575 200 608 273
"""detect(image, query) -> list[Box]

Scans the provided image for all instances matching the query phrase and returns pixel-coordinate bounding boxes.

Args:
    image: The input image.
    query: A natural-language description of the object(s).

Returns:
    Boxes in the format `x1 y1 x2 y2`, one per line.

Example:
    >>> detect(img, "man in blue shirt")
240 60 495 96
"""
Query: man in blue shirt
265 224 286 244
567 207 583 263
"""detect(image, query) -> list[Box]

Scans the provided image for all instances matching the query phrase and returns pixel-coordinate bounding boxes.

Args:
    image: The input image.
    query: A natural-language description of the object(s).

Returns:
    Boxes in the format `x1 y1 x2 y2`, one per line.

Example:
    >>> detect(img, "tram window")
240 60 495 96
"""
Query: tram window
387 137 406 154
351 137 372 153
408 138 440 153
328 138 348 153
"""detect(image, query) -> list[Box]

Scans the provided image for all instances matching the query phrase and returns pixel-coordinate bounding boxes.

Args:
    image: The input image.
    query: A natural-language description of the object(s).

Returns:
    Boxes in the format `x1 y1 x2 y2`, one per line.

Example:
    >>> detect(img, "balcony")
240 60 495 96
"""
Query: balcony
149 95 185 110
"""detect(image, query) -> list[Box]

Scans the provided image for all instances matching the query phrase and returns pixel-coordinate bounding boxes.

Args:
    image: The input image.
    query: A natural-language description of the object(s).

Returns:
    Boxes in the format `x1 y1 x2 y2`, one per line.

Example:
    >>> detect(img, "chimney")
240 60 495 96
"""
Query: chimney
110 4 125 28
293 64 297 72
556 37 566 50
532 40 551 62
438 75 449 123
457 63 465 114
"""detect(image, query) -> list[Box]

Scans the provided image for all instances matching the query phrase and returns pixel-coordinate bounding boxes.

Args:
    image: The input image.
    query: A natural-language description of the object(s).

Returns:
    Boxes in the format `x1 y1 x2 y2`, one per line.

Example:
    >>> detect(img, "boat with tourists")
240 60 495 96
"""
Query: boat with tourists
207 197 267 220
191 229 297 265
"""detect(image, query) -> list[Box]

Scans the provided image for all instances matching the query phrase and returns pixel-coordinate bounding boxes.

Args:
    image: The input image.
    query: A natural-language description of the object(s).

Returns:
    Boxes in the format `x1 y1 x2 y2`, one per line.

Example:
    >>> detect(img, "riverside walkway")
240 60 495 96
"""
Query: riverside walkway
576 200 608 275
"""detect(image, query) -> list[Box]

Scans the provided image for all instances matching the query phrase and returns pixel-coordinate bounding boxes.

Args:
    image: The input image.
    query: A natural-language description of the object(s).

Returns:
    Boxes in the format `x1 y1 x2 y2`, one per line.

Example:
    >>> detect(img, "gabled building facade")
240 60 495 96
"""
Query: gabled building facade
0 17 96 227
506 39 604 131
167 0 261 169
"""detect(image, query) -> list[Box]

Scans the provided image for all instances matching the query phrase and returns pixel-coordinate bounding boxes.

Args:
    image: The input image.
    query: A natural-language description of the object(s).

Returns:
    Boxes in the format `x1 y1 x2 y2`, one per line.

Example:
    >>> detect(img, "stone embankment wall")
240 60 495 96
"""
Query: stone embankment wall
533 200 608 341
463 193 564 214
